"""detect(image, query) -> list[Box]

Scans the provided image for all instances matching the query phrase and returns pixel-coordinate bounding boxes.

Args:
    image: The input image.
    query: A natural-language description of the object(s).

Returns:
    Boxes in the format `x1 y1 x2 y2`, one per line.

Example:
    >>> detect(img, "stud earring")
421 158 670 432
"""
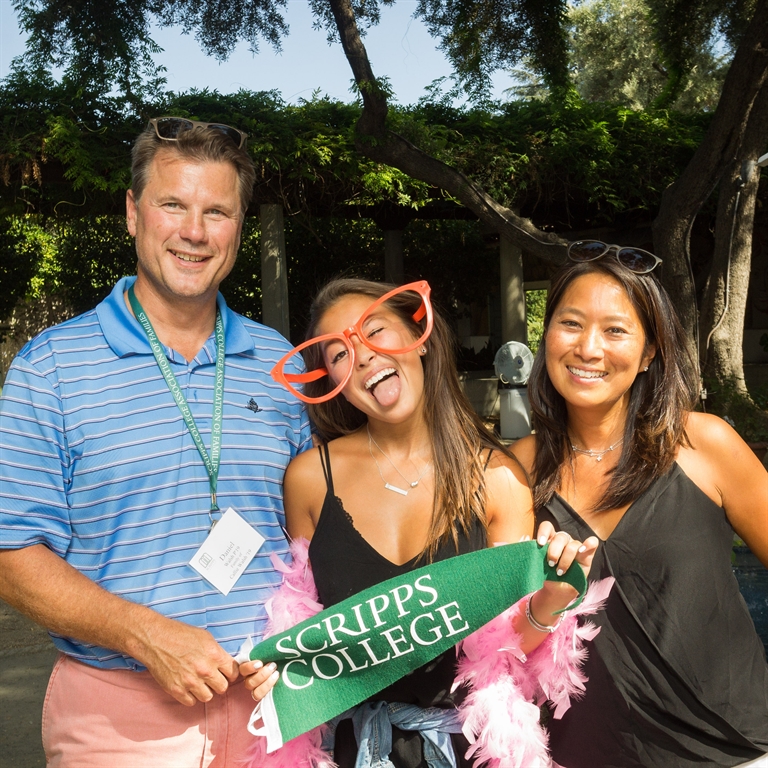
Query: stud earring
643 366 649 372
419 347 427 355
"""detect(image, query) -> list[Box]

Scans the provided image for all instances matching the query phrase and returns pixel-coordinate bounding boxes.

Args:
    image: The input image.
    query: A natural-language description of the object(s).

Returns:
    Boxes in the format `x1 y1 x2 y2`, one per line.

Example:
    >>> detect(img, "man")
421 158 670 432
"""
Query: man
0 118 311 766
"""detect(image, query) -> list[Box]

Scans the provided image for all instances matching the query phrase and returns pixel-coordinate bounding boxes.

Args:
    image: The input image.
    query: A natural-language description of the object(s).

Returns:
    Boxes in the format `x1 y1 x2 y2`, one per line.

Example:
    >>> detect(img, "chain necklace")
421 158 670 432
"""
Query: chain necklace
570 436 623 462
367 424 432 496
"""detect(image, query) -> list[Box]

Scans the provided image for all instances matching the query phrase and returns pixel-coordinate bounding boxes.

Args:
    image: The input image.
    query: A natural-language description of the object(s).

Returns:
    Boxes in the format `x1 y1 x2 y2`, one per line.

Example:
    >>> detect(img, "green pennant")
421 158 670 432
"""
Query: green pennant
250 540 587 749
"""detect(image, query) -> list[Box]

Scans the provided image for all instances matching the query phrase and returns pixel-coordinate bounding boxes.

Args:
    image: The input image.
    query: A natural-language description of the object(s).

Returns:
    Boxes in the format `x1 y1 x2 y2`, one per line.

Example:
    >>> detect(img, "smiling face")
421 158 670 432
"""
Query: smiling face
545 272 656 417
126 151 243 311
315 293 426 421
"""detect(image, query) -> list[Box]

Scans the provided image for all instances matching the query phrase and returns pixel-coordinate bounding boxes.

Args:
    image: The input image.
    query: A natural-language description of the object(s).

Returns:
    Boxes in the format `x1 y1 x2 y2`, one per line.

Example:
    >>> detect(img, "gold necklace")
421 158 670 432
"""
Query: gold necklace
367 425 432 496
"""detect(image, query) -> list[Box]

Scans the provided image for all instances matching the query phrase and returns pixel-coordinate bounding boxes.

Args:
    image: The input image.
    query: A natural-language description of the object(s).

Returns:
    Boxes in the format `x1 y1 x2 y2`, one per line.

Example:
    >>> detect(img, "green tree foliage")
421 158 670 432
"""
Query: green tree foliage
644 0 756 107
153 0 288 61
0 83 710 334
568 0 729 110
7 0 757 265
399 100 708 227
0 65 141 217
0 83 708 224
3 0 766 430
0 217 46 323
12 0 167 108
10 0 572 107
53 216 135 314
508 0 731 110
0 85 436 218
416 0 571 100
525 288 547 353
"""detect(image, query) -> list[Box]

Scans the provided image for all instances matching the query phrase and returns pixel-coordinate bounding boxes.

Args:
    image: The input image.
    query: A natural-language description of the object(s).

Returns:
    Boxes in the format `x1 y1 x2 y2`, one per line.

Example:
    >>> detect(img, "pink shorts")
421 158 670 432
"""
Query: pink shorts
42 654 260 768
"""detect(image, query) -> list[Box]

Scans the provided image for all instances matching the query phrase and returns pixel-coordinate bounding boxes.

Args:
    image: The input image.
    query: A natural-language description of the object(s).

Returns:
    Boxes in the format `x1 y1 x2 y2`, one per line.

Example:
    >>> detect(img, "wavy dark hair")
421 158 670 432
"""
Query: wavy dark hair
529 259 698 512
303 278 518 559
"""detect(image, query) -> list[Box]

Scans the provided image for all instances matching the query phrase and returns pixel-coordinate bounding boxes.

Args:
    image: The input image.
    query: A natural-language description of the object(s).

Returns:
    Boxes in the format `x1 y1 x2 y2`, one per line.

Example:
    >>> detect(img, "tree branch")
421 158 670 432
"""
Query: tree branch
327 0 567 264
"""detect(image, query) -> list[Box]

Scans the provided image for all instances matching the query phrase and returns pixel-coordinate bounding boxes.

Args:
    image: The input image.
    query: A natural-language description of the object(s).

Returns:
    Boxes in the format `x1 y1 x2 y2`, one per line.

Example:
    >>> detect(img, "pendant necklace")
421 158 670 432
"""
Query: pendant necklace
367 424 432 496
570 436 623 462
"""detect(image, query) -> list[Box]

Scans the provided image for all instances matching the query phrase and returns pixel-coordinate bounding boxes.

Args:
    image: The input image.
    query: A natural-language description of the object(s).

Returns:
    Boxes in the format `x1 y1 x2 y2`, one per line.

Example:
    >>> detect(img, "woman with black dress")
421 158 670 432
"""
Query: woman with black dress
242 278 600 767
511 242 768 767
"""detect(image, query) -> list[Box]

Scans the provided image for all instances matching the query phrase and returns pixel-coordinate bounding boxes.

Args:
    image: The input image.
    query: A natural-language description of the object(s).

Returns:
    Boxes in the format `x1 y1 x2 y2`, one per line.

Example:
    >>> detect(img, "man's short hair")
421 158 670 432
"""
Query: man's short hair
131 123 257 215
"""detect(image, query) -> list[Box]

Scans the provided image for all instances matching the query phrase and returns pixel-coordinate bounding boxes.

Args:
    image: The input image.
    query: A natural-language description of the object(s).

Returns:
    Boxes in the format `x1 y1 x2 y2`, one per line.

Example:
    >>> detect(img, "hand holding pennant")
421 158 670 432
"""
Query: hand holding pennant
248 540 587 751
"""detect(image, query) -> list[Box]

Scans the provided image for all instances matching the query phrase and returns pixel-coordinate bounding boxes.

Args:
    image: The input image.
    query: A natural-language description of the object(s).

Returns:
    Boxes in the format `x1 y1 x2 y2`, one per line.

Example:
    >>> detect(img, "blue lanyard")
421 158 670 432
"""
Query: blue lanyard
128 285 225 522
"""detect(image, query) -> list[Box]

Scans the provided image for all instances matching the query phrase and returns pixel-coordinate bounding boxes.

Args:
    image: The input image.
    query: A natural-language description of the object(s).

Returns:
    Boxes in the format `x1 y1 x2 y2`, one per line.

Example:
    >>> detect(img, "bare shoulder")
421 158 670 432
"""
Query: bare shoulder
509 434 536 475
486 448 530 488
681 411 760 465
485 447 535 542
283 443 328 539
679 411 768 566
321 430 366 460
677 410 767 510
284 443 324 487
286 431 366 492
485 448 534 514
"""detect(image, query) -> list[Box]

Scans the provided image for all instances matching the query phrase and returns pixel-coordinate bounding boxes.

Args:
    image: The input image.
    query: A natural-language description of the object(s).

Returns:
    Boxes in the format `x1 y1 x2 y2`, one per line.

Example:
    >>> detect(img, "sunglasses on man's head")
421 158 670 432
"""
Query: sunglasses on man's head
271 281 434 404
149 117 248 149
568 240 662 274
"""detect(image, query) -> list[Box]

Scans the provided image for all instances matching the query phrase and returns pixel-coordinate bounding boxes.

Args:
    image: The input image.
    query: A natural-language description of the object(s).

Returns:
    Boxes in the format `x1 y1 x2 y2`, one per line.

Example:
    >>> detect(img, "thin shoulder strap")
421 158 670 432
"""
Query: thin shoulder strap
318 443 334 495
483 448 494 470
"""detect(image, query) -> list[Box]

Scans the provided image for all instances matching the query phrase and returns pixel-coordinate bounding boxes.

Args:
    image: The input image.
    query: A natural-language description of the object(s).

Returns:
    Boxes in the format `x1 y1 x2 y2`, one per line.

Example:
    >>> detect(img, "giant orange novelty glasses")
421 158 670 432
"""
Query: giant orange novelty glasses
271 281 433 404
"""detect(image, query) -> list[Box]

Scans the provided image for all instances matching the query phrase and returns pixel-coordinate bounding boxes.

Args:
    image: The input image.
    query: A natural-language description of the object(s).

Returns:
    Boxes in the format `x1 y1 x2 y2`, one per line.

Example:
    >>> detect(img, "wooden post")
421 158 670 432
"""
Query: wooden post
260 204 290 339
384 229 404 285
499 236 527 344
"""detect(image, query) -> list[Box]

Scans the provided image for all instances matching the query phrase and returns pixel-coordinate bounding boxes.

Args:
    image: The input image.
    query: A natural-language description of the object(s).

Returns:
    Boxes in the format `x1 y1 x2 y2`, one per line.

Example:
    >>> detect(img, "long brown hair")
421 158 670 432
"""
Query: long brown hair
303 278 518 559
528 259 698 512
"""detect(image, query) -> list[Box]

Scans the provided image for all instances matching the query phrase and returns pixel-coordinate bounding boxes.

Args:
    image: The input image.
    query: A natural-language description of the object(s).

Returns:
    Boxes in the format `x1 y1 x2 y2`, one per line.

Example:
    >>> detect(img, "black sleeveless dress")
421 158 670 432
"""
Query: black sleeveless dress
539 463 768 768
308 444 487 768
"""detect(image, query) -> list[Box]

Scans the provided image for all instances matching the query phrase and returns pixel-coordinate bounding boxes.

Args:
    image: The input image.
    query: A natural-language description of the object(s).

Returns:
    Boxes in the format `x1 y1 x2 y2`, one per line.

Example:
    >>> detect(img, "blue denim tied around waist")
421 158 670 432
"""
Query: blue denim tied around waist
321 700 463 768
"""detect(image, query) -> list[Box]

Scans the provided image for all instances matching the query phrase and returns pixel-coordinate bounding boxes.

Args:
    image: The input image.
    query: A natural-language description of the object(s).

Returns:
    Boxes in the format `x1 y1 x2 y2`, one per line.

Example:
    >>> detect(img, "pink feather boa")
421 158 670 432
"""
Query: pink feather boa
245 539 613 768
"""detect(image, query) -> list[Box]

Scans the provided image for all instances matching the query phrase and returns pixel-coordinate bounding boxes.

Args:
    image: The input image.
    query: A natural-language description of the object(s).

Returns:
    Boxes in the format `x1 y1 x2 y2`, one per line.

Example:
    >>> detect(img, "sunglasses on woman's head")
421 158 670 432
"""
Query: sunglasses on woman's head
149 117 248 149
567 240 662 274
271 281 434 404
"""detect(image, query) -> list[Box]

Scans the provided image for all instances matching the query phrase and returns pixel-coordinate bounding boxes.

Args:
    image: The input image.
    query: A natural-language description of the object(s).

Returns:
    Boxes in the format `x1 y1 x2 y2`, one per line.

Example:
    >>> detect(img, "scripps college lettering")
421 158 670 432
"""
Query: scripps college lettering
274 574 469 689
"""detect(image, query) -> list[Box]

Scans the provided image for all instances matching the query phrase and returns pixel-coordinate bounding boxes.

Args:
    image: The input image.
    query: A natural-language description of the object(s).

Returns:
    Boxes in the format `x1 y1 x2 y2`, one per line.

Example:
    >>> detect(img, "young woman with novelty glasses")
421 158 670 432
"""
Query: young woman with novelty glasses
511 242 768 767
241 278 610 768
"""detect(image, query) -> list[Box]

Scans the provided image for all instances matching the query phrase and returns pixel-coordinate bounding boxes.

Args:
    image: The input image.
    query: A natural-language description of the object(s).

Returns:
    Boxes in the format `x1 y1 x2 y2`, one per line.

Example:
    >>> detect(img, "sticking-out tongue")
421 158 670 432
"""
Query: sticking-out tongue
370 372 401 406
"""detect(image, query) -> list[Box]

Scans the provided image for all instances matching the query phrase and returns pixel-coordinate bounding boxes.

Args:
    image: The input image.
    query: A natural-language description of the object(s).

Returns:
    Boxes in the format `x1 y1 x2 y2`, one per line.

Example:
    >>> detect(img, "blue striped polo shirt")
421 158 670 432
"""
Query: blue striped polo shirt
0 276 312 669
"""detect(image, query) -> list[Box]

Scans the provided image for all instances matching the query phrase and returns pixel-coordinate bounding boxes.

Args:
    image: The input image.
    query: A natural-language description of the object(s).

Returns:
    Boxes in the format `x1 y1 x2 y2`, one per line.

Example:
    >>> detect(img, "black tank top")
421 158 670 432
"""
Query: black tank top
539 463 768 768
308 443 487 768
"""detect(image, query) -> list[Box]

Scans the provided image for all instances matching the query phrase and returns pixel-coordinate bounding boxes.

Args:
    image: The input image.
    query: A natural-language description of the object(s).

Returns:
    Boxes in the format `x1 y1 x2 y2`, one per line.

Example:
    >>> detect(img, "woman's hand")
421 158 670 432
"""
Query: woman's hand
239 659 279 703
537 520 598 579
530 520 600 621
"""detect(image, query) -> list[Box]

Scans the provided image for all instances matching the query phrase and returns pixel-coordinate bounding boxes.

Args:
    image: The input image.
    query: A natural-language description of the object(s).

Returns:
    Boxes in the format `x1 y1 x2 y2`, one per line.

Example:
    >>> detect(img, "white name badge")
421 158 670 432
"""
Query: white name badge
190 507 265 595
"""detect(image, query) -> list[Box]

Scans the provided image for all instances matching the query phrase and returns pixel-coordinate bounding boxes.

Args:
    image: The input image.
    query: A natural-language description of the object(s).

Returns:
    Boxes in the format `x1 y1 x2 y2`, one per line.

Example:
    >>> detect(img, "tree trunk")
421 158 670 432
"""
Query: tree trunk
700 83 768 396
260 203 291 339
652 0 768 365
326 0 568 265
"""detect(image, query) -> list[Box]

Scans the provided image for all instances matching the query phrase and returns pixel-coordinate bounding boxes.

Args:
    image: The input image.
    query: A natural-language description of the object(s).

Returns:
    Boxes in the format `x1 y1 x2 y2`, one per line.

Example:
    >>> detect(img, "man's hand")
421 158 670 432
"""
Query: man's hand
132 615 240 706
0 545 239 706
